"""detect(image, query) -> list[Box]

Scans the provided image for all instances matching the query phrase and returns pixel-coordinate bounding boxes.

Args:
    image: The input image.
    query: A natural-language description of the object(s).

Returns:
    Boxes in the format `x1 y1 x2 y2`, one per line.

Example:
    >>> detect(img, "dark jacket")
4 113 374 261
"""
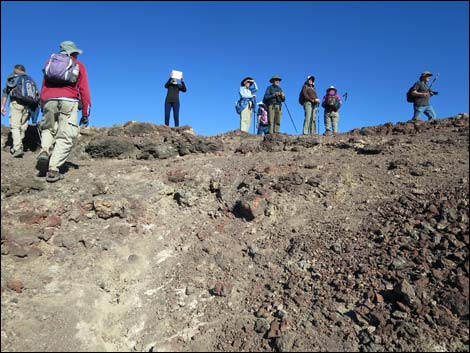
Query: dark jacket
263 85 285 106
165 79 187 103
300 83 318 104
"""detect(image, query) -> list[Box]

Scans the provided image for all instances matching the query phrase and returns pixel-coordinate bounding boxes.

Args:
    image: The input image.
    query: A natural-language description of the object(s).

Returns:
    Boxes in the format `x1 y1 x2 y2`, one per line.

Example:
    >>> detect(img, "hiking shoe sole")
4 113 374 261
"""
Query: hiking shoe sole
36 154 50 175
12 150 24 158
46 173 63 183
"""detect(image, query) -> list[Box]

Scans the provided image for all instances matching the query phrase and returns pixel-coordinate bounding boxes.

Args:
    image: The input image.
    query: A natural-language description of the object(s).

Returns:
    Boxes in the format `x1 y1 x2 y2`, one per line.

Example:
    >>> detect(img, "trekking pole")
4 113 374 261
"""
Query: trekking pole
283 101 298 134
315 102 320 135
36 125 42 146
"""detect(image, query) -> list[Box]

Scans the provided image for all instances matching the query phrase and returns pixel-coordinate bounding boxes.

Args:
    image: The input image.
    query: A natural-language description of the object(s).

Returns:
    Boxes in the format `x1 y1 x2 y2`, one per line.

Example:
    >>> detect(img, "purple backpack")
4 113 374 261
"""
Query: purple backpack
43 53 79 84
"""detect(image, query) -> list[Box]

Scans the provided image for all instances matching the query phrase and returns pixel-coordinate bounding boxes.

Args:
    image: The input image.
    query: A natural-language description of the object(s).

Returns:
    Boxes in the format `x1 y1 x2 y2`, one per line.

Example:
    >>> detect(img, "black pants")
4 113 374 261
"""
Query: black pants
165 101 180 127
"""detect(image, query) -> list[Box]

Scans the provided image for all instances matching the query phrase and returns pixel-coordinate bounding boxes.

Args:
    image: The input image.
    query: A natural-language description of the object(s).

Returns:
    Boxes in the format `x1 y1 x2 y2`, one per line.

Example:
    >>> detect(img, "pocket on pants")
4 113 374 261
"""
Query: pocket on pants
65 121 79 140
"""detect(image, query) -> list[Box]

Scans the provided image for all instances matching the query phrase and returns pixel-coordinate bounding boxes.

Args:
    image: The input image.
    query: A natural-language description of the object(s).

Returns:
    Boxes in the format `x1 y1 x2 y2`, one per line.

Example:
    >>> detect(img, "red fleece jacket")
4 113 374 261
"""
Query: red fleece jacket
40 57 91 117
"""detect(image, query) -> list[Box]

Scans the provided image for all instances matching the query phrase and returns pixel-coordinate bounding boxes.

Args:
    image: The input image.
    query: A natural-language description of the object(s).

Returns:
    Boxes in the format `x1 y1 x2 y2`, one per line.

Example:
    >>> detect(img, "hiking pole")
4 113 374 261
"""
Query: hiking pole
315 102 320 135
283 101 298 134
342 92 348 102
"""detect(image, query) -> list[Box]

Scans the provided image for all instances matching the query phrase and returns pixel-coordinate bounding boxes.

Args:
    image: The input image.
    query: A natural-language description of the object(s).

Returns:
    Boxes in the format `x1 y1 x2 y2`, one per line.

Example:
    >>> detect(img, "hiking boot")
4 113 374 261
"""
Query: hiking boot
36 151 50 175
46 169 63 183
12 148 24 158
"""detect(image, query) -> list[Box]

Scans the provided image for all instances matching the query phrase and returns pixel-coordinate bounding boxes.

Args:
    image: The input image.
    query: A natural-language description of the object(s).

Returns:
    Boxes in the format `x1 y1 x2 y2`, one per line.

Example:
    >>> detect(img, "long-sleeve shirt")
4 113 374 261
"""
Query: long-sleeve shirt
301 84 318 103
40 57 91 117
263 85 285 106
165 79 187 103
239 81 258 99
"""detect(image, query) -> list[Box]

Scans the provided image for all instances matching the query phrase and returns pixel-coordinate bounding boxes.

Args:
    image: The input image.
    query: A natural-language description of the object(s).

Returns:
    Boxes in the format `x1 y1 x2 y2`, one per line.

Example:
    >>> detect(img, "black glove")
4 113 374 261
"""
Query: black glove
80 116 89 127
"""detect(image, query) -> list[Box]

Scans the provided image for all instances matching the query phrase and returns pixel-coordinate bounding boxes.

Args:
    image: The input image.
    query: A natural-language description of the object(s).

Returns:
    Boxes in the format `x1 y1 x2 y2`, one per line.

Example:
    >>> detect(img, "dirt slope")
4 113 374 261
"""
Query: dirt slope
1 114 468 352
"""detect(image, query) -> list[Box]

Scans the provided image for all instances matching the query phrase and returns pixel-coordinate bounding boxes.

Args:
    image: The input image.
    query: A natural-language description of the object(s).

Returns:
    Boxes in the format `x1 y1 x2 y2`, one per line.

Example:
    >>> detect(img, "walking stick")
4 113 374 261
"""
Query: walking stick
315 102 320 135
283 101 298 134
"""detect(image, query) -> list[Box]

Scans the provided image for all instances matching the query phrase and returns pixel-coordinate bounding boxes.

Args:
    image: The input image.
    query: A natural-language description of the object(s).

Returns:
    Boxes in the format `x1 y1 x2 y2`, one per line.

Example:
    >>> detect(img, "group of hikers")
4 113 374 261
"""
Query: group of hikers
1 39 439 183
236 75 343 136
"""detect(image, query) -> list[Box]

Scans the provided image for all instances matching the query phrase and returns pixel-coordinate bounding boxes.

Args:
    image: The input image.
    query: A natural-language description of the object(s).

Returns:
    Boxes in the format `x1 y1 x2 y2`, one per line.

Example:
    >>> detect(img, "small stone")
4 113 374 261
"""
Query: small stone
39 228 55 242
47 215 62 228
7 279 24 293
185 286 195 296
254 318 269 334
128 254 139 263
212 281 233 297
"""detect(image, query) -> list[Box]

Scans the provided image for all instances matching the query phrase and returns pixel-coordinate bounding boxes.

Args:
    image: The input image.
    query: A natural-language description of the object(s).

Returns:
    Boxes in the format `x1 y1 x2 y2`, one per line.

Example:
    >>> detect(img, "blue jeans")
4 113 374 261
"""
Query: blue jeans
412 105 436 121
257 125 269 136
165 101 180 127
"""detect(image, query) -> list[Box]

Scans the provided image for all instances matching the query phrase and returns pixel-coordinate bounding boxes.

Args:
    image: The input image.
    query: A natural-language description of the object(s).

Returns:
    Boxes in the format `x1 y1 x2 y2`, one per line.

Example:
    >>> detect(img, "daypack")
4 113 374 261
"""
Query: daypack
258 107 268 125
9 75 39 106
324 95 339 109
298 89 305 105
43 53 80 84
406 85 416 103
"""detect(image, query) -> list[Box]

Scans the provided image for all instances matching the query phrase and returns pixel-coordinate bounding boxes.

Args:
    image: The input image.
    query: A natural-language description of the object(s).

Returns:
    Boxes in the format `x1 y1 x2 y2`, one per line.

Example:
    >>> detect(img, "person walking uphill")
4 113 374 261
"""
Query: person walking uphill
164 75 187 127
1 64 40 157
410 71 437 122
299 75 320 135
37 40 91 182
263 75 285 134
321 85 341 136
236 77 258 132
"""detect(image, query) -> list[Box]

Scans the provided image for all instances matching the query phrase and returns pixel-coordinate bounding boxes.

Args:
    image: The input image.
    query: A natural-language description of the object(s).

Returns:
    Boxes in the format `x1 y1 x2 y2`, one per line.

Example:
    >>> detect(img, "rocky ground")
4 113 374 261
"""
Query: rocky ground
1 114 469 352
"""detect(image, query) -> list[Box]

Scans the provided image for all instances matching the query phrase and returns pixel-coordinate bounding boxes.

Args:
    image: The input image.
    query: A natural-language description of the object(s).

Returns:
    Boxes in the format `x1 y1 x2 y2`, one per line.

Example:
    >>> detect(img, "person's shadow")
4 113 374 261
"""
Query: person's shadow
4 125 41 152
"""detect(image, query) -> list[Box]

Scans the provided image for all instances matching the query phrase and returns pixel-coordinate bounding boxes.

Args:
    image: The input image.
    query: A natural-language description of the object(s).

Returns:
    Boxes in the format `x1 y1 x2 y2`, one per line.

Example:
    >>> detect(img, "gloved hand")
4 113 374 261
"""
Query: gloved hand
79 116 89 127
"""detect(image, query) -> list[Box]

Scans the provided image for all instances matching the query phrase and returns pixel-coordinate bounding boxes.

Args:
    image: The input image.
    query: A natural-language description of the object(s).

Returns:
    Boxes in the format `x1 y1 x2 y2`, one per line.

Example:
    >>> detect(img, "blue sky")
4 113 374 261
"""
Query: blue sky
1 1 469 136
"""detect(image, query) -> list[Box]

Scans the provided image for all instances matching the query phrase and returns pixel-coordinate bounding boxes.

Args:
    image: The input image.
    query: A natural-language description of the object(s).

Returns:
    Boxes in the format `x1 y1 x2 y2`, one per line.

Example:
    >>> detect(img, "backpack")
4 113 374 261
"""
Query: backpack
406 85 416 103
43 53 80 84
9 75 40 106
298 88 305 105
324 95 339 109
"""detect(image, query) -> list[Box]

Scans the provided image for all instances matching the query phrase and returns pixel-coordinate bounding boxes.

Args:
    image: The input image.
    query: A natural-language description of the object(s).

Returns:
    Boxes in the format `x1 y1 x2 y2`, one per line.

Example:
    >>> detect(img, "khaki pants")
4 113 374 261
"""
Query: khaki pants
40 100 79 171
240 103 252 132
268 104 282 134
324 111 339 133
303 102 317 135
9 101 30 152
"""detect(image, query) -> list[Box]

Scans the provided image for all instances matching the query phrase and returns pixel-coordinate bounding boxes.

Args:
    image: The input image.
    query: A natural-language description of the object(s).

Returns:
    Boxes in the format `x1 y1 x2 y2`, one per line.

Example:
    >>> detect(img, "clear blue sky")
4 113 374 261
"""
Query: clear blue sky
1 1 469 136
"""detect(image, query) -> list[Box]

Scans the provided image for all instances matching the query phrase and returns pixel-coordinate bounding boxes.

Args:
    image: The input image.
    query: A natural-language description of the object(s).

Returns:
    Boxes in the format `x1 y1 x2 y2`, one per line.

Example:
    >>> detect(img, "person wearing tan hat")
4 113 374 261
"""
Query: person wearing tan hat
263 75 285 133
236 77 258 132
37 40 91 182
321 85 342 135
410 71 437 121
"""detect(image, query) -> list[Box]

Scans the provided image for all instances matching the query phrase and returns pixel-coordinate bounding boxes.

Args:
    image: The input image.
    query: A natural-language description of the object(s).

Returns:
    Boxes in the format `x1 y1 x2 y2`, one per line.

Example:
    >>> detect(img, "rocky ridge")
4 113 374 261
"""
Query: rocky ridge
1 114 468 352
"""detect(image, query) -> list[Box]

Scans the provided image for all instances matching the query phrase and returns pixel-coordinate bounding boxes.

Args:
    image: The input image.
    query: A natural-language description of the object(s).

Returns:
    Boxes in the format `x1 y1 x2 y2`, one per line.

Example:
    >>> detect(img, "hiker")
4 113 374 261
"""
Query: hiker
321 85 341 135
263 75 285 134
256 102 269 136
299 75 320 135
236 77 257 132
410 71 437 122
1 64 40 157
36 40 91 182
164 75 187 127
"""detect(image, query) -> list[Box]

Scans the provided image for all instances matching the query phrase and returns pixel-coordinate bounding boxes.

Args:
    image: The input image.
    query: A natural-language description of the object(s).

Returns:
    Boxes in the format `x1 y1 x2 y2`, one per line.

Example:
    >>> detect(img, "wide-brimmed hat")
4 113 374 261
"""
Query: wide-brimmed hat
241 76 254 86
60 41 83 55
420 71 433 77
257 102 267 107
269 75 282 83
307 75 315 82
326 85 337 92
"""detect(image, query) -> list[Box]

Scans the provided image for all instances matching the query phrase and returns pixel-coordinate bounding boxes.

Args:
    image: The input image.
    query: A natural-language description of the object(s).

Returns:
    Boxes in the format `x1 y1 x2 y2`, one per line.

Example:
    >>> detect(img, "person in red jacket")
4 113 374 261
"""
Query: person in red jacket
36 41 91 182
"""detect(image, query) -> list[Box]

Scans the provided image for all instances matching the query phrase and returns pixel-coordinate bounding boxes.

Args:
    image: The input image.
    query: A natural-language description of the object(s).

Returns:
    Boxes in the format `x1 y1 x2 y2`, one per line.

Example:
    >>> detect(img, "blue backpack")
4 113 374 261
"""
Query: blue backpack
9 75 40 106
